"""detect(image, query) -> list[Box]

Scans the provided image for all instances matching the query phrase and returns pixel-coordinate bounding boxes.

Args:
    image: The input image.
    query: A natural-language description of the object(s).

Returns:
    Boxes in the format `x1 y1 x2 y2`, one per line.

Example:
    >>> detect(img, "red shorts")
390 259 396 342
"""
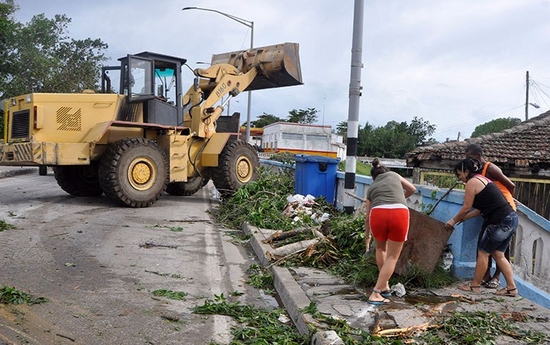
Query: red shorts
369 206 410 242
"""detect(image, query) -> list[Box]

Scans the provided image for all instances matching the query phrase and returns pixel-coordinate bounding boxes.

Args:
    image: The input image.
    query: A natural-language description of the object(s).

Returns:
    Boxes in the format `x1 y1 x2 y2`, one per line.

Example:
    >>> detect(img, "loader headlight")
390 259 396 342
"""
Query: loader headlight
10 98 16 106
26 94 32 103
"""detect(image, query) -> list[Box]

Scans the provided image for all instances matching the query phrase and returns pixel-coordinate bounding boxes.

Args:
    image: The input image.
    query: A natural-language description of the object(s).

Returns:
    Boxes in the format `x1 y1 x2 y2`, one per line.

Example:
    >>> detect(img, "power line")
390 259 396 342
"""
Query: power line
530 78 550 110
434 73 550 140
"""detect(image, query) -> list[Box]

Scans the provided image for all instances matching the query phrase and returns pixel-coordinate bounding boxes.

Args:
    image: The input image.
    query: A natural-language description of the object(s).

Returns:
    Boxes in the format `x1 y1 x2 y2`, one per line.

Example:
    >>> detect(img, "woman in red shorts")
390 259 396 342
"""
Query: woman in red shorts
365 158 416 305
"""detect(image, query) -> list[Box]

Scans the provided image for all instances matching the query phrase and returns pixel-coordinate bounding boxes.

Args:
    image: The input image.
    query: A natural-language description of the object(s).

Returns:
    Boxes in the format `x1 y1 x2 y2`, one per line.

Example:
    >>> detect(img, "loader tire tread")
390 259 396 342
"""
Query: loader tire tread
212 140 258 197
99 138 168 208
166 176 205 196
53 164 103 197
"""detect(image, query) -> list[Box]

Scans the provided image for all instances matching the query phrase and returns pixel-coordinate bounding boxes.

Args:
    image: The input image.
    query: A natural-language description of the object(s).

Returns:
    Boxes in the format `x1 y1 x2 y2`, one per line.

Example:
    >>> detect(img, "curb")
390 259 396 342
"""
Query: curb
242 222 345 345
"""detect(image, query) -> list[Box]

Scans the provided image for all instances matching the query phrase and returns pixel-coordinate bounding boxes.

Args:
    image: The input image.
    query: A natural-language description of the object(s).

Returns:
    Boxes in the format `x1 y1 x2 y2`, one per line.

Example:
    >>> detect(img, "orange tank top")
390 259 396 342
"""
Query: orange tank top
481 162 516 211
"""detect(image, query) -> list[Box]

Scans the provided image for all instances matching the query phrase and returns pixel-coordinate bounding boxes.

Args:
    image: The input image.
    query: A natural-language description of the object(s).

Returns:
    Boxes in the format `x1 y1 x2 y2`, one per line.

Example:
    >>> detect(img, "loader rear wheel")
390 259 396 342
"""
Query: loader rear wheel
53 164 103 197
212 140 258 197
166 176 205 196
99 138 168 208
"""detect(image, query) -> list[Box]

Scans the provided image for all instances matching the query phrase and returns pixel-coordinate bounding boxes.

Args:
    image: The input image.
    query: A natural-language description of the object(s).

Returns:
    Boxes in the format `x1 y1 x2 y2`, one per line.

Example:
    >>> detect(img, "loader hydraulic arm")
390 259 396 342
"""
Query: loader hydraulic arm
183 63 259 139
182 42 303 139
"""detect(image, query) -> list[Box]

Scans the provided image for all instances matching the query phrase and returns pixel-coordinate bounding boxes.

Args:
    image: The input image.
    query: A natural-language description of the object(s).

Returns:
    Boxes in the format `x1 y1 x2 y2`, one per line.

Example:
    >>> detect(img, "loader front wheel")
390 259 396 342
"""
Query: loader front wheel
166 176 205 196
212 140 258 197
99 138 168 207
53 164 103 197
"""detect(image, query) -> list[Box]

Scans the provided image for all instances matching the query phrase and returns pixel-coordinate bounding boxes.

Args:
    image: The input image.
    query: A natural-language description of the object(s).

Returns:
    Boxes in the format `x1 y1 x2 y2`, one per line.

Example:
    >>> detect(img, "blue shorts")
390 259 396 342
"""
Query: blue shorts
478 212 518 254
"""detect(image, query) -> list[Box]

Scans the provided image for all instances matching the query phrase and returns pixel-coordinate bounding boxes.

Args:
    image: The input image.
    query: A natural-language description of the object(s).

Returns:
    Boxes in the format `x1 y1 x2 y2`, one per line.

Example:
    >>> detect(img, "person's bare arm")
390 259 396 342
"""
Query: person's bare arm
399 176 416 198
487 163 515 194
445 178 480 229
364 199 372 251
462 209 481 222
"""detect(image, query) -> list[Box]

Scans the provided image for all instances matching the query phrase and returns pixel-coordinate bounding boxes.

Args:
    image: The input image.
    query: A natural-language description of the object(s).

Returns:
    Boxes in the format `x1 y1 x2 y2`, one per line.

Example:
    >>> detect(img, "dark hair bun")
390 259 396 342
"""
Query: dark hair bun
372 158 380 168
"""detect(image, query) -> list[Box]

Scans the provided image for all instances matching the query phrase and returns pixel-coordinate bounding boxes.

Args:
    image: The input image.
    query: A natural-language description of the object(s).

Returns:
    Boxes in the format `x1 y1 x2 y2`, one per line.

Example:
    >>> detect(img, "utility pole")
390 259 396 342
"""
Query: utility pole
525 71 529 121
343 0 364 214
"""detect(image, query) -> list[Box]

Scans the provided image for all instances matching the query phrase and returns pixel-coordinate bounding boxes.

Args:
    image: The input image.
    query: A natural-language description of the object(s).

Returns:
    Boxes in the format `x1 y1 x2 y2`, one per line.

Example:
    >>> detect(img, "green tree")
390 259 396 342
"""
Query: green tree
0 1 18 75
471 117 521 138
357 122 374 156
250 112 284 128
287 108 318 124
0 3 108 139
408 116 437 146
335 121 348 143
0 0 18 140
1 13 107 97
357 117 437 158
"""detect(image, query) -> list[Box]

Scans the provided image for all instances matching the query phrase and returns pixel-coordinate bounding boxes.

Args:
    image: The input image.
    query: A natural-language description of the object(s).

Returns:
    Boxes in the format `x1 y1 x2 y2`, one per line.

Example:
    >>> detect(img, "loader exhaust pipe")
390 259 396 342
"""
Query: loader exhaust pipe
210 42 303 91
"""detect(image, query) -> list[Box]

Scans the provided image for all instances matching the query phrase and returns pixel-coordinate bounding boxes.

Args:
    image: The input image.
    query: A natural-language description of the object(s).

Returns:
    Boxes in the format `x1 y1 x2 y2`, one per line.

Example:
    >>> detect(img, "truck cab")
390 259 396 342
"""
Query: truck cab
102 52 187 127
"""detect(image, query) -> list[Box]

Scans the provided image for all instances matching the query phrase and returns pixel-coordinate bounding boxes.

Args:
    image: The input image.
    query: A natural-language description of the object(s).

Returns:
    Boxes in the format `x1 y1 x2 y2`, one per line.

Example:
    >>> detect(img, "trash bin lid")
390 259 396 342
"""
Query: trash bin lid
293 154 340 164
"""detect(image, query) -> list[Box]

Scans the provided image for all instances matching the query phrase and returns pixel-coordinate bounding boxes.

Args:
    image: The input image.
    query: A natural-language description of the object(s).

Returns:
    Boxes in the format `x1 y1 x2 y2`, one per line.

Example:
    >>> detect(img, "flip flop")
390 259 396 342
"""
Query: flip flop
458 283 481 293
495 287 517 297
367 298 390 305
380 289 392 298
368 288 391 304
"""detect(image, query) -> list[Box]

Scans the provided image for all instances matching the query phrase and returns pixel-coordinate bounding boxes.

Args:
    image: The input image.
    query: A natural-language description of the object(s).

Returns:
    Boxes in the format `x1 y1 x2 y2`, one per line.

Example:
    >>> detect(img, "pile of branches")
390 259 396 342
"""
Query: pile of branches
213 164 364 269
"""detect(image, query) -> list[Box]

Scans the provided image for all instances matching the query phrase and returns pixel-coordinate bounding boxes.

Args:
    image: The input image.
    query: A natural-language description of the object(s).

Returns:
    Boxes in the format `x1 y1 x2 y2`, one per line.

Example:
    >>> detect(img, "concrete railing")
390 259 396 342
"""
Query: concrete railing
335 171 550 309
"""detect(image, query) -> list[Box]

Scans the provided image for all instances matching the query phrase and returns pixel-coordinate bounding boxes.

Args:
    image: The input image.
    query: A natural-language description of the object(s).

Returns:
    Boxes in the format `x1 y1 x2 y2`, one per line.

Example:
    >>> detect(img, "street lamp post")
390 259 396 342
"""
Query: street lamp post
182 6 254 143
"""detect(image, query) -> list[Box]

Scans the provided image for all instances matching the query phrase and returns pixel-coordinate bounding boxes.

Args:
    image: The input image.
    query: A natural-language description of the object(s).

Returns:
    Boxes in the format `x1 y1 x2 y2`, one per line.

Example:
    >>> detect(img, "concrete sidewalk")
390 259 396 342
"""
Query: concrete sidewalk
243 224 550 344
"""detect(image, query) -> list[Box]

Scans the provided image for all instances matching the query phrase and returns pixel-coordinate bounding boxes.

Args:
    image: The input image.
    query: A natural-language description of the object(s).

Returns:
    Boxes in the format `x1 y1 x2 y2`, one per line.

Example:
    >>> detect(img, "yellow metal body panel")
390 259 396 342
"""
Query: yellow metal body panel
8 93 123 144
0 93 154 166
0 142 91 165
42 142 91 165
201 133 231 167
157 134 189 182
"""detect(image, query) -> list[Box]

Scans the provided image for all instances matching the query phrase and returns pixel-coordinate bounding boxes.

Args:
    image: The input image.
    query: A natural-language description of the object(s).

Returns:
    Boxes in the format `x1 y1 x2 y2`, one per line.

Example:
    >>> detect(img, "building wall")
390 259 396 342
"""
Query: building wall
262 122 344 158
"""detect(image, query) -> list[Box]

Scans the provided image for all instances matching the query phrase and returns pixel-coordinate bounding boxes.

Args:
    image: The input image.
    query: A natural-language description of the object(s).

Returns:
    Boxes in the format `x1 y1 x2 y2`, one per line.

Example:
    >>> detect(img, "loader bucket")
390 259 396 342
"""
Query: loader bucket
210 42 303 91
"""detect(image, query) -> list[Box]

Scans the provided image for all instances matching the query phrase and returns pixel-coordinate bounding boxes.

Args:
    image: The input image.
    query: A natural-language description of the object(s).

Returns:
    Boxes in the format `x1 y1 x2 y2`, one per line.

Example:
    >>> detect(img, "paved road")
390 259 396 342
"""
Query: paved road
0 170 273 345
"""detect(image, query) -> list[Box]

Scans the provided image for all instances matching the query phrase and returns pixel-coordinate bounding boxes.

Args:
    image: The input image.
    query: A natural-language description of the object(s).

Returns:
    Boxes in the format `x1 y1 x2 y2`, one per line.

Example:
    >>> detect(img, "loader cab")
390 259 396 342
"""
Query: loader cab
101 51 187 126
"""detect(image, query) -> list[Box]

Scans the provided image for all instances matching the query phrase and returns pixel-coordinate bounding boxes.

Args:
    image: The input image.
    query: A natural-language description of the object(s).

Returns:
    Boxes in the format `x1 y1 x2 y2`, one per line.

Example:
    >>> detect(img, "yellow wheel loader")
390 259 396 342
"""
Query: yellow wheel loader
1 43 302 207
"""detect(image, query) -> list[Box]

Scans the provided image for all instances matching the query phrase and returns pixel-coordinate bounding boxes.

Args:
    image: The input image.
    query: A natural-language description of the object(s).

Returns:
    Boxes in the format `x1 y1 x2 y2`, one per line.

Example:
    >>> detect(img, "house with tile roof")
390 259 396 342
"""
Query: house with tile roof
405 111 550 176
404 110 550 219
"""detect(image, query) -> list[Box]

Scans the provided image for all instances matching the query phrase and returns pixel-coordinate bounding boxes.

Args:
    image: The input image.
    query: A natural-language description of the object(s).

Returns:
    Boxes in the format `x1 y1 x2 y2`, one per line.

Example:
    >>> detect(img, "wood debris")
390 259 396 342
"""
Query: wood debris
373 322 436 338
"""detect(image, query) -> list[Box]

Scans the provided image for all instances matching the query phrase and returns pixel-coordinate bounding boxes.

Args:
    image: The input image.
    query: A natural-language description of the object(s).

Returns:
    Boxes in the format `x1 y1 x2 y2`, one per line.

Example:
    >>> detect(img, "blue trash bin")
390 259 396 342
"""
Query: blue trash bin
294 154 340 204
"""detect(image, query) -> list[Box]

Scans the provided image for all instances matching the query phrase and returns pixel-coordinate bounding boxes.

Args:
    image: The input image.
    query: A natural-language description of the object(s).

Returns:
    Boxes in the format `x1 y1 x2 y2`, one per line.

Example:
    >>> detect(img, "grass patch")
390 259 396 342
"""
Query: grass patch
0 219 16 231
152 289 188 301
338 160 371 176
0 286 49 305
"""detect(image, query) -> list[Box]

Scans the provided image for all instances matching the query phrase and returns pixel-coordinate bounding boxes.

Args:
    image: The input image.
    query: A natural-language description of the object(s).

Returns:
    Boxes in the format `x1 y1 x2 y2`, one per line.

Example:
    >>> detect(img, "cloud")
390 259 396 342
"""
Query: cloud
12 0 550 142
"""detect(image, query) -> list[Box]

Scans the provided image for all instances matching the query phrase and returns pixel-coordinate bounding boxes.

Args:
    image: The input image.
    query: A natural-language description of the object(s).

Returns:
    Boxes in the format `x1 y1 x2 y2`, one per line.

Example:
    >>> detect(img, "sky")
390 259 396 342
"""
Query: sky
10 0 550 142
